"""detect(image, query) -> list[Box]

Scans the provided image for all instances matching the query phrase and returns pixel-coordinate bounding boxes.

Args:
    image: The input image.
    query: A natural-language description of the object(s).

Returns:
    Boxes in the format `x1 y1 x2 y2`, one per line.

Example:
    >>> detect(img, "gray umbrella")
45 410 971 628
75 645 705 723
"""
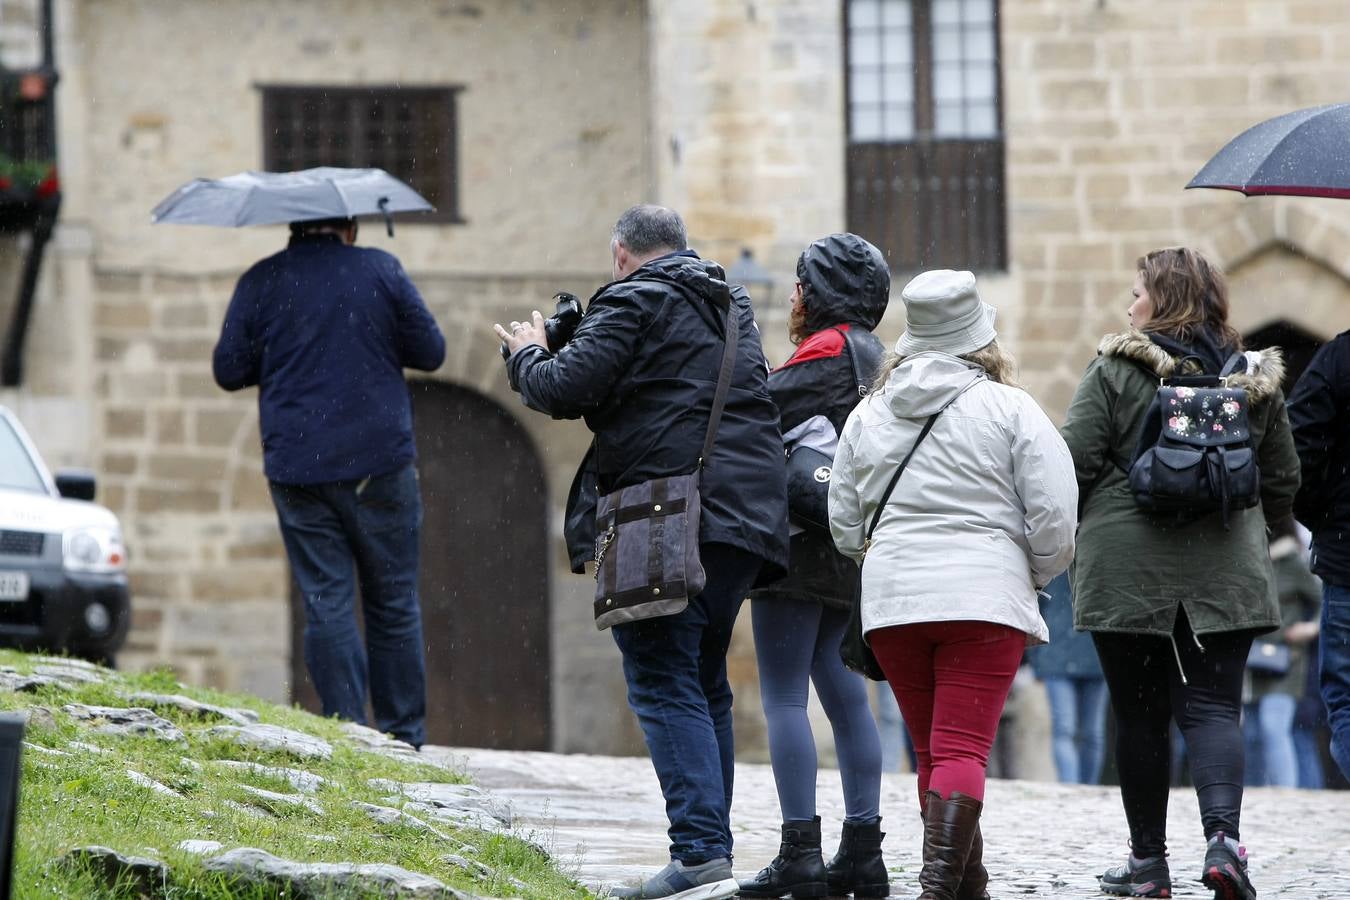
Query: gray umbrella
150 167 434 234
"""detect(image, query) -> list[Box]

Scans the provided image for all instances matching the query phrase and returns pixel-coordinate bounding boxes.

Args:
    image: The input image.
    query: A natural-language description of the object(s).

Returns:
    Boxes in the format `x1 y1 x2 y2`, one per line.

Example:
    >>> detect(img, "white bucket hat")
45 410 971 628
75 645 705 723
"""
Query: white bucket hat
894 269 998 357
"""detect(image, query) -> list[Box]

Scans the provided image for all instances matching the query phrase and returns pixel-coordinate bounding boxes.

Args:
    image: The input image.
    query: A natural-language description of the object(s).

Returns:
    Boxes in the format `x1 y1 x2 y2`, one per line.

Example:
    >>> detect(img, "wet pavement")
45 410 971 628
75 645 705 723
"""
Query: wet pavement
421 746 1349 898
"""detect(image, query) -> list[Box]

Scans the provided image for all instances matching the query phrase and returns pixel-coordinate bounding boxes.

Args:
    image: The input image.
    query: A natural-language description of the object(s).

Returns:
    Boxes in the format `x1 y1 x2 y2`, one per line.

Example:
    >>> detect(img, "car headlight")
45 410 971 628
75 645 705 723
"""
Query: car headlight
62 527 126 574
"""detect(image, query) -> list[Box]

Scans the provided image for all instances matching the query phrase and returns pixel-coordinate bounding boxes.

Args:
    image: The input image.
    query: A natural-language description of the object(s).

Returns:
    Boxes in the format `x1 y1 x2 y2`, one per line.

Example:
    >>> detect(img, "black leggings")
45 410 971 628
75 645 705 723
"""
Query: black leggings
1093 609 1254 858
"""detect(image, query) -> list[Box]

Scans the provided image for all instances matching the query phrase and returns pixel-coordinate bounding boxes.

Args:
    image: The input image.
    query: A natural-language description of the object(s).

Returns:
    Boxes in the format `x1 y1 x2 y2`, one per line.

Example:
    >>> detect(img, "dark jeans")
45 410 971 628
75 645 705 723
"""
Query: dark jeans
610 544 761 865
270 463 427 747
1093 609 1252 858
1322 581 1350 780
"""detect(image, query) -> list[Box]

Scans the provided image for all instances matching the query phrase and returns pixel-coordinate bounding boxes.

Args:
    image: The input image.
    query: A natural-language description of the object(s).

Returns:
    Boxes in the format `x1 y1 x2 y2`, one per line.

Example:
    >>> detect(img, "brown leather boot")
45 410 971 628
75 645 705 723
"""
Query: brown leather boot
918 790 983 900
956 821 990 900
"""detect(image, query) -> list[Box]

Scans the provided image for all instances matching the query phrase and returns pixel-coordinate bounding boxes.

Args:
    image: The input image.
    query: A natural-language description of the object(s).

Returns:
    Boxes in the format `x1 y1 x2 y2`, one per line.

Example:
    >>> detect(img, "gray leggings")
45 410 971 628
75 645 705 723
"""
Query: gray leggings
751 597 883 822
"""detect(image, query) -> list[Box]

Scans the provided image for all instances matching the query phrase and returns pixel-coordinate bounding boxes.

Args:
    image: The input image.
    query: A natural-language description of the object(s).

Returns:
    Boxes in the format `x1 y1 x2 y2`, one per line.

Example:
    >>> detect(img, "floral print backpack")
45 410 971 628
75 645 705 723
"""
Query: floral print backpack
1121 352 1260 528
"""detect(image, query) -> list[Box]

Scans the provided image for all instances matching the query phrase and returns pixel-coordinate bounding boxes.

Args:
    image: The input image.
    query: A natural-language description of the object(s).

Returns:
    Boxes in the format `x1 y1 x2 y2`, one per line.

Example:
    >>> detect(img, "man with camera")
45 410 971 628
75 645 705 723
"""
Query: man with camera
214 216 445 750
496 205 788 900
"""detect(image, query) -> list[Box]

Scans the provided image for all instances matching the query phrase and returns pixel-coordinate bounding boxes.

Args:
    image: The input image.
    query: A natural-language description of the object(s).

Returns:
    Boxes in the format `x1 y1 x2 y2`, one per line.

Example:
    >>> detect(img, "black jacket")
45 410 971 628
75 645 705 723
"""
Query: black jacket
508 251 789 581
1288 329 1350 586
753 233 890 609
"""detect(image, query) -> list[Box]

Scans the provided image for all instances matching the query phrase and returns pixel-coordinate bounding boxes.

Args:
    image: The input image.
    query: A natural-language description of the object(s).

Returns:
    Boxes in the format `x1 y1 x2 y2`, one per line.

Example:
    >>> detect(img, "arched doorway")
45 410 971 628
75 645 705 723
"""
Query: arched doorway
1244 320 1324 393
289 381 552 750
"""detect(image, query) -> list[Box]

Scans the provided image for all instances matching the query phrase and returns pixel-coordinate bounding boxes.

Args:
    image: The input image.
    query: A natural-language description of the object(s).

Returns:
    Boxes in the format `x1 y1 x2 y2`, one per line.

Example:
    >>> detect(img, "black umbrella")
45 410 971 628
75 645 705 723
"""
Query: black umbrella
1186 103 1350 200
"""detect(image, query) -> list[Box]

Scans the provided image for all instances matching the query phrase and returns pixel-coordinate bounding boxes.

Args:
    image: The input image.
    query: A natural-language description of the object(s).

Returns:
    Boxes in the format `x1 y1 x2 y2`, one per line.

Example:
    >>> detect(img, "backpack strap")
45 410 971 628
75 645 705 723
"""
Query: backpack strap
833 326 869 399
1219 351 1247 378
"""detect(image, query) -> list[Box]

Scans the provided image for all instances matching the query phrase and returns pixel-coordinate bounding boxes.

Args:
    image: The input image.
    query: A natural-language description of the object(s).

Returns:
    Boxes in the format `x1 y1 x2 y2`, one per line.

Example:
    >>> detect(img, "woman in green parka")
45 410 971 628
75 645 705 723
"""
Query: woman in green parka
1060 247 1300 900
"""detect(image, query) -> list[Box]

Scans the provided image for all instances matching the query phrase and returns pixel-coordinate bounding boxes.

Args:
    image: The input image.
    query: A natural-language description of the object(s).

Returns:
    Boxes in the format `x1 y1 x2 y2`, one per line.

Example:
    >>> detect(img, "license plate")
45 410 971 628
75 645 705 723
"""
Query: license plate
0 572 28 602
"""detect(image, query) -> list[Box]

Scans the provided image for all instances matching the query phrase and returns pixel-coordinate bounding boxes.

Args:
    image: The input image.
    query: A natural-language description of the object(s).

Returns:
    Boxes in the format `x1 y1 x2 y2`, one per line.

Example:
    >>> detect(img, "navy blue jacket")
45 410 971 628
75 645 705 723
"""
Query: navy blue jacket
507 251 789 579
1288 330 1350 586
213 234 446 485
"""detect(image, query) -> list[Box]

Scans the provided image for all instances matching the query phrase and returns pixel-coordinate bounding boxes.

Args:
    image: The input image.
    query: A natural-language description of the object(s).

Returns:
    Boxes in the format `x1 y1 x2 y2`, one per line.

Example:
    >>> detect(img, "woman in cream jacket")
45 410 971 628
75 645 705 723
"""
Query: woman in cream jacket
829 269 1077 900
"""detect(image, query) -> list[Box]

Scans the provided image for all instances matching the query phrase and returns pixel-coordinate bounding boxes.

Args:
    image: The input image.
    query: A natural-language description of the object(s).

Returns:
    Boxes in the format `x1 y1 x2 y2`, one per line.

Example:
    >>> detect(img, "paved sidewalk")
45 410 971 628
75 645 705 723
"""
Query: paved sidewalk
422 746 1349 898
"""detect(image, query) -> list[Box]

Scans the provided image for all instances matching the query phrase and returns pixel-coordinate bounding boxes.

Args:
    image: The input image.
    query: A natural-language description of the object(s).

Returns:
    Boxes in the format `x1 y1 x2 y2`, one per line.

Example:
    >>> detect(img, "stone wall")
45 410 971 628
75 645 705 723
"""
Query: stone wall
62 0 649 277
1002 0 1350 413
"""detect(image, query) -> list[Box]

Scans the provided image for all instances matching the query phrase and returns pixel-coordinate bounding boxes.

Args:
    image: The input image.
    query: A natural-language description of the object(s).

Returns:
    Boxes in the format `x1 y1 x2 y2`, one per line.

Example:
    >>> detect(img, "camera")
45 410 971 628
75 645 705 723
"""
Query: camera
501 292 584 359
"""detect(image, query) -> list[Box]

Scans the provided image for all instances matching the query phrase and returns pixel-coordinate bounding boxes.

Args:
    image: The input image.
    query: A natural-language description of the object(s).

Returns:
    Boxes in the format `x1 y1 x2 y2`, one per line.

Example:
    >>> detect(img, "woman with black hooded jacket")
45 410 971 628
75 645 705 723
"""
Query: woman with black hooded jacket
738 233 891 900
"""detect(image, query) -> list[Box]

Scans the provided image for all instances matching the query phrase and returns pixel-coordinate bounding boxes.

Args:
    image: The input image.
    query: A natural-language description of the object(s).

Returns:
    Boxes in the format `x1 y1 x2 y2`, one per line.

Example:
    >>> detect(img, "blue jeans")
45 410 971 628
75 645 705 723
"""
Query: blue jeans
1293 690 1326 790
750 598 882 823
1043 676 1109 785
270 463 427 747
873 679 917 773
611 544 761 865
1321 581 1350 780
1243 693 1298 787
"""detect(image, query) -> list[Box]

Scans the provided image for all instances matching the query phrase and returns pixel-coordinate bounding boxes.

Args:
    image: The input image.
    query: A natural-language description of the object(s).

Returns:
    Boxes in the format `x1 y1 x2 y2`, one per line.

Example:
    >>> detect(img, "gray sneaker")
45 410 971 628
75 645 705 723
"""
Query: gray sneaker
606 858 739 899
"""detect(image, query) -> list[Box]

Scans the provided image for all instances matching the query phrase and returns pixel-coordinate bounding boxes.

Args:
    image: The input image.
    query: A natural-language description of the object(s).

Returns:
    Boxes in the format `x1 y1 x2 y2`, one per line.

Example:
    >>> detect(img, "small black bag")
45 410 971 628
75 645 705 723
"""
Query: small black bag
1247 639 1292 677
785 327 882 532
839 411 942 681
1122 352 1260 529
784 445 835 532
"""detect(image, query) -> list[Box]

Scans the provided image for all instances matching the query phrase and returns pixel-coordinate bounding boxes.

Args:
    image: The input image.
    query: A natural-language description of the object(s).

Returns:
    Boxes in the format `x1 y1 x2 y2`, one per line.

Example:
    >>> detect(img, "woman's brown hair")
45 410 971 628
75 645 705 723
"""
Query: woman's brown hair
1136 247 1242 349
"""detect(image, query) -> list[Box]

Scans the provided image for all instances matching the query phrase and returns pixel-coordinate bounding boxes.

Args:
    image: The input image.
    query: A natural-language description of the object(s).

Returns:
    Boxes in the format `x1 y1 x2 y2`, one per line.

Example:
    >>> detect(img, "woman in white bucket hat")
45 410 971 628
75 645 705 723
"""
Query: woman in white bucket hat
829 269 1078 900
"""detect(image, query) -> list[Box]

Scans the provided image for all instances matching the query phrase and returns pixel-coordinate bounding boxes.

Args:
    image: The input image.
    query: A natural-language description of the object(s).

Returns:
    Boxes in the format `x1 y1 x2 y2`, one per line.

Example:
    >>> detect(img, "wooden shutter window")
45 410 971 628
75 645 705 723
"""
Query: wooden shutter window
261 85 464 225
845 0 1006 272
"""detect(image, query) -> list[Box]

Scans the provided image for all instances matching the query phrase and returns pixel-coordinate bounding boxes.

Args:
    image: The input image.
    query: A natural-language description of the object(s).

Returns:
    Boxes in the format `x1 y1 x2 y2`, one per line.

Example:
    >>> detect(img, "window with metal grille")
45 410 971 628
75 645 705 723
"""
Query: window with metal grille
845 0 1006 272
261 85 464 224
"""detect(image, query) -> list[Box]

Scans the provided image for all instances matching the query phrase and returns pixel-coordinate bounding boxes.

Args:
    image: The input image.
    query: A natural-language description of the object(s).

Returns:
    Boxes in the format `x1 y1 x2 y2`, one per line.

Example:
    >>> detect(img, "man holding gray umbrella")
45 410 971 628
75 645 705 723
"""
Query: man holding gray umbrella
212 213 446 748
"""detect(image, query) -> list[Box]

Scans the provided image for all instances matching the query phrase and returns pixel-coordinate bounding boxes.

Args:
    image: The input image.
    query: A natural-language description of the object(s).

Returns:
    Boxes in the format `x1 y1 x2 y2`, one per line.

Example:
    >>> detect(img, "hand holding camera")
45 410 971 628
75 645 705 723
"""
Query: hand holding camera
495 292 584 360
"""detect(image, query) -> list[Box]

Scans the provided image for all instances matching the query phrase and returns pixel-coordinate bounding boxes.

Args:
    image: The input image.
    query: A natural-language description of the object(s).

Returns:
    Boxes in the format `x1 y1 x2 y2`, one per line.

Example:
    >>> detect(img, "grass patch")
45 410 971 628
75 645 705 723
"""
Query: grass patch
0 650 592 898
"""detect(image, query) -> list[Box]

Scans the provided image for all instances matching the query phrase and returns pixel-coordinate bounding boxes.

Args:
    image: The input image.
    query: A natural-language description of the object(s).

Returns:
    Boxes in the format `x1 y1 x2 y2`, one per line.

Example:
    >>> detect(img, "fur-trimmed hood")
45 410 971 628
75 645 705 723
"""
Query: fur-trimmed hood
1097 330 1286 403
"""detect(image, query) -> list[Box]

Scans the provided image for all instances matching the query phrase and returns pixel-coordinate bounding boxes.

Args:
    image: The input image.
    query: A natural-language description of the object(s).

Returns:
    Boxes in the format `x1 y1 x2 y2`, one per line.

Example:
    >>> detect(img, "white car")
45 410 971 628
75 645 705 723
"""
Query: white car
0 405 128 664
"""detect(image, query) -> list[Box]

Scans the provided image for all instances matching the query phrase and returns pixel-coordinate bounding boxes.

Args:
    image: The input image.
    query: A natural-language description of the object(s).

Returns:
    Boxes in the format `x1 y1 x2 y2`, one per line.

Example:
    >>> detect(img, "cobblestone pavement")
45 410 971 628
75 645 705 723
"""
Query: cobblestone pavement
422 746 1349 898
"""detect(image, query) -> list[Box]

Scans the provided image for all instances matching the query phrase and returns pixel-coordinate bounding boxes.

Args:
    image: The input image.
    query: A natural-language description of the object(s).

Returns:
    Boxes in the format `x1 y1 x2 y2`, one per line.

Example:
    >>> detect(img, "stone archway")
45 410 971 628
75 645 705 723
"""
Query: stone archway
1202 199 1350 346
1224 241 1350 345
289 379 552 750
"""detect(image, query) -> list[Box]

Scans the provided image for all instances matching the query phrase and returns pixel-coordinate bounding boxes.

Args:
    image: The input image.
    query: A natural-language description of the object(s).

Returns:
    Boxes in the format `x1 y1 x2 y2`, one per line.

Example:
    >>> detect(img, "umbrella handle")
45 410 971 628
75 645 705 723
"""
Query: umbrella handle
378 196 394 238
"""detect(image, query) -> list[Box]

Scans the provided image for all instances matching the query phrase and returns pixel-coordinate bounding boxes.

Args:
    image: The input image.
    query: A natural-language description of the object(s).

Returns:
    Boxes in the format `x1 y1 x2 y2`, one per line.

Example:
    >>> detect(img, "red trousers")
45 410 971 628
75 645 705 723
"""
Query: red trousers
869 620 1024 805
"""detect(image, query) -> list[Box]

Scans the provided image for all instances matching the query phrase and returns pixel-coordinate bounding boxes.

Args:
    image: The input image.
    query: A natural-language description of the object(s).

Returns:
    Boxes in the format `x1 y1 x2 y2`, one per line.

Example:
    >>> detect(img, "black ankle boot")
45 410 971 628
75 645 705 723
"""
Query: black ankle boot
739 817 827 899
825 816 890 899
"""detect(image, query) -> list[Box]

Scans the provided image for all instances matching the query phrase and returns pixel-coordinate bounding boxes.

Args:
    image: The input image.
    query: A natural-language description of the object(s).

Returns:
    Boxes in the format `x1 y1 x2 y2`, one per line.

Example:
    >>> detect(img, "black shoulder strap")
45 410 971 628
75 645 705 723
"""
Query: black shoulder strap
699 299 740 468
865 411 941 546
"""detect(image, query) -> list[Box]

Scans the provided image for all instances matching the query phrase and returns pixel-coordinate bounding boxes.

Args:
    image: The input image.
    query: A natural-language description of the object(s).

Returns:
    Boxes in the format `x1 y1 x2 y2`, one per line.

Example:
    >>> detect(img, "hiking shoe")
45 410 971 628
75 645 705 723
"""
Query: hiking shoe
1201 833 1255 900
1099 853 1172 898
606 858 739 899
